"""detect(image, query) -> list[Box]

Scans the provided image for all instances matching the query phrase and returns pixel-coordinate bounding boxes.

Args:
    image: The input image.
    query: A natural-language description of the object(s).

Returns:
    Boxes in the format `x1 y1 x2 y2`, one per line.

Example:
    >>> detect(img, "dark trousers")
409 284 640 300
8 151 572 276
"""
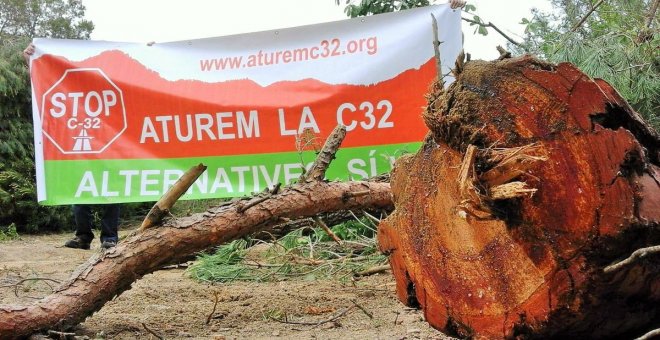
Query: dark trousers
73 204 120 243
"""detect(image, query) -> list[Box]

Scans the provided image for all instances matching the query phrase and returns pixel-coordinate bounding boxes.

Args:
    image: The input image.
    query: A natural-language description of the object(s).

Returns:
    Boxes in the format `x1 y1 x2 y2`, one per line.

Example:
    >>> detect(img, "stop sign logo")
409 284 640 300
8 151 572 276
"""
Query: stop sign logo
41 68 126 154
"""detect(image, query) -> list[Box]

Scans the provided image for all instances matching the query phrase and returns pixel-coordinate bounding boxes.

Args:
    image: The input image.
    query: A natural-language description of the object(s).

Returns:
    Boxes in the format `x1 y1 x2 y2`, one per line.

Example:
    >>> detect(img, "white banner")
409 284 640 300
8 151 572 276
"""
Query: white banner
29 5 462 205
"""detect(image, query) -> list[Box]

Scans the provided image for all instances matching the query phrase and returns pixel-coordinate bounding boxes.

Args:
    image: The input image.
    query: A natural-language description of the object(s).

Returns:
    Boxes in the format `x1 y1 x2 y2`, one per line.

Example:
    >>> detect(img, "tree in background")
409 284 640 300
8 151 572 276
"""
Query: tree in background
335 1 658 130
0 0 93 232
337 0 430 17
517 0 659 129
0 0 93 39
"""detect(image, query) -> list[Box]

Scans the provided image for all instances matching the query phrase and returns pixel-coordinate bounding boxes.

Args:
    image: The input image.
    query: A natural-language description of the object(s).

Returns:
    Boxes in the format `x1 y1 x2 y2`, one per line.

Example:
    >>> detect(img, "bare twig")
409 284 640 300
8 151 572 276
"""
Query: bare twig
160 262 191 270
142 322 164 340
431 13 444 86
236 183 282 213
645 0 659 28
47 330 76 339
461 17 522 46
603 245 660 274
313 217 342 245
348 210 377 233
206 291 220 325
636 327 660 340
548 0 608 56
351 300 374 319
362 210 381 225
301 125 347 182
0 277 61 300
140 163 207 230
270 305 356 327
354 265 391 277
615 62 653 73
570 0 606 32
0 277 61 289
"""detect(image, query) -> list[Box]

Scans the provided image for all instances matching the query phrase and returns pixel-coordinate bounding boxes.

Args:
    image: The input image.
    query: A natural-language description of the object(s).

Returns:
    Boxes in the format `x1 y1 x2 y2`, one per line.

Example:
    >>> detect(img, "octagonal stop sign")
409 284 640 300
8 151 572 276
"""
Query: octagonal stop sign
41 68 126 154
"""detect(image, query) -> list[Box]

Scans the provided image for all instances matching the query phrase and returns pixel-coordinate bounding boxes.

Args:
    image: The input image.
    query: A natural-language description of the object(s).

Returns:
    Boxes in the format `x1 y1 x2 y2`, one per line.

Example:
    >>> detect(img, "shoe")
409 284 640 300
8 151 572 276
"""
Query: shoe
101 240 117 249
64 237 91 250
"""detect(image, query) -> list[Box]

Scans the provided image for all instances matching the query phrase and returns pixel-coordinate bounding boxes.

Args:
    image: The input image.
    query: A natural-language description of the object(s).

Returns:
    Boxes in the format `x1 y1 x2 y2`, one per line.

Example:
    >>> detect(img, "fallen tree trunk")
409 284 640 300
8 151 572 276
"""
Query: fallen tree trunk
379 55 660 339
0 125 394 339
0 181 391 339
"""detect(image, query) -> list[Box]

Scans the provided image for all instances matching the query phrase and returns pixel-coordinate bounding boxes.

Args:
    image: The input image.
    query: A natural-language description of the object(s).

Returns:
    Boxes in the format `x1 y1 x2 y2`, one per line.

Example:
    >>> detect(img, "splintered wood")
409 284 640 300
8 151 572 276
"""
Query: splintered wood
379 55 660 339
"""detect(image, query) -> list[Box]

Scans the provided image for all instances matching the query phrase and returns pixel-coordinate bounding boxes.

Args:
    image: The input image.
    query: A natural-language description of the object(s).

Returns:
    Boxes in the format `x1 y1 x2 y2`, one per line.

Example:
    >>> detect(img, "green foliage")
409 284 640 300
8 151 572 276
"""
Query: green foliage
0 0 94 232
0 38 73 232
516 0 659 130
0 0 93 39
0 223 20 241
336 0 431 17
189 239 253 282
317 216 377 241
336 0 658 129
189 218 385 283
467 15 488 36
336 1 490 39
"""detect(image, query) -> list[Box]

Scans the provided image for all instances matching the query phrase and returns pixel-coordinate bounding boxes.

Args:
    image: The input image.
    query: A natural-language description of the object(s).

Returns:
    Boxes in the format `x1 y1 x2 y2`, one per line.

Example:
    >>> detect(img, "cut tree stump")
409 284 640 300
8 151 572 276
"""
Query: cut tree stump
378 55 660 339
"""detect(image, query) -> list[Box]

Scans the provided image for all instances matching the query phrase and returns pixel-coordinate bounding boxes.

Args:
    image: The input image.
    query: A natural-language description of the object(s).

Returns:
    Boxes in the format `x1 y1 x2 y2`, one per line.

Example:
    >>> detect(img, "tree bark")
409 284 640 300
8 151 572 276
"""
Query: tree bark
379 55 660 339
140 163 207 230
0 124 396 339
0 180 391 339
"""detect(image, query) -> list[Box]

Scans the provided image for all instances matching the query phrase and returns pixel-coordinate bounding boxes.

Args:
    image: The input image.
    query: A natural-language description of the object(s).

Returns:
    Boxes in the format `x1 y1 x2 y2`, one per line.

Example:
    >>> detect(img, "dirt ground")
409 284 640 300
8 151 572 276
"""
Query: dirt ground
0 230 452 339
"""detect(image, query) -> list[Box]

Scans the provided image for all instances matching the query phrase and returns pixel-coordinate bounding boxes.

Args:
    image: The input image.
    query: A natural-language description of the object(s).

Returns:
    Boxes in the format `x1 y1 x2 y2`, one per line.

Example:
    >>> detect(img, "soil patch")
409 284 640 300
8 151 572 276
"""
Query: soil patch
0 230 450 339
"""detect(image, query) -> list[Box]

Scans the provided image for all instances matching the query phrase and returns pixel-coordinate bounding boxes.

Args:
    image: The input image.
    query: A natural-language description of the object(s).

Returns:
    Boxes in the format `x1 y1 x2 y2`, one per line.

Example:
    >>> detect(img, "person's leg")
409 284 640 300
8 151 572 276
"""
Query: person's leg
65 204 94 249
100 204 120 246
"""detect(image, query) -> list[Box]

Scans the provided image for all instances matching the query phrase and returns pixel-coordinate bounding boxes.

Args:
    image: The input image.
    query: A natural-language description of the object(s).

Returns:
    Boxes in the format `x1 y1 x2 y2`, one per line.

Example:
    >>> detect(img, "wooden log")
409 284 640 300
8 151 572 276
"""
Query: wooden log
379 55 660 339
0 181 392 339
0 125 392 339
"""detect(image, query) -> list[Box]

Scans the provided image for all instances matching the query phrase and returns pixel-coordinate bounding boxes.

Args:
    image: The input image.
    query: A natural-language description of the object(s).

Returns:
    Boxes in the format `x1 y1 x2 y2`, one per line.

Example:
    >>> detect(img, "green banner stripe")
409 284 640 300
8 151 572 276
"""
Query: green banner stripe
41 142 421 205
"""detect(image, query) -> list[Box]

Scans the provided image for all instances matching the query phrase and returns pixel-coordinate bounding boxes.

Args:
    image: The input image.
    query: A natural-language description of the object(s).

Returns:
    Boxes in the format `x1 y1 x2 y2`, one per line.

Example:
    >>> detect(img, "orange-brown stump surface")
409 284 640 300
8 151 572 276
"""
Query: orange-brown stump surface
378 55 660 339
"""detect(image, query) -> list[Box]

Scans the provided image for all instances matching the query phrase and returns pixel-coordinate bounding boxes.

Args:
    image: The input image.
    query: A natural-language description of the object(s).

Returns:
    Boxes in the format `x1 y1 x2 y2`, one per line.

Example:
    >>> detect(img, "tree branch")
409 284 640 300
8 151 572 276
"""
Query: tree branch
570 0 605 32
313 216 342 245
206 291 220 325
603 245 660 274
354 264 390 277
1 180 392 338
301 125 347 181
142 322 164 340
461 17 522 47
140 163 207 230
645 0 659 28
431 13 444 87
636 327 660 340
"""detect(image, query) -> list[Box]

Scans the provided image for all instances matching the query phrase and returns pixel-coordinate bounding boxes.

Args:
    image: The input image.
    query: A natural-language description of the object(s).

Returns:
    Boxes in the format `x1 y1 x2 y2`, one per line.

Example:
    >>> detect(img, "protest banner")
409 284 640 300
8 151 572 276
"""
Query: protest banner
29 5 462 205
